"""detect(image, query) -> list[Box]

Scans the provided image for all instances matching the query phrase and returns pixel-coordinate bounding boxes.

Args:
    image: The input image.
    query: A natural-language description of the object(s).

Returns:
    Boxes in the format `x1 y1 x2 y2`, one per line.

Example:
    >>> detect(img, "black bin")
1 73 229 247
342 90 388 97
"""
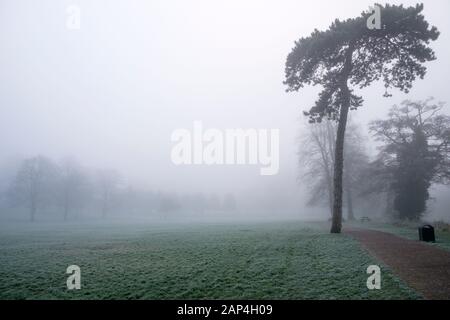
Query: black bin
418 225 435 242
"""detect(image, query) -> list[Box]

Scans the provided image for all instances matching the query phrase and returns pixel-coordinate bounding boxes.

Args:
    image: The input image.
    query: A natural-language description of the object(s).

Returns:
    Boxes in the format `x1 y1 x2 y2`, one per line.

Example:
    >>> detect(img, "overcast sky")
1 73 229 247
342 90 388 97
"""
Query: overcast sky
1 0 449 217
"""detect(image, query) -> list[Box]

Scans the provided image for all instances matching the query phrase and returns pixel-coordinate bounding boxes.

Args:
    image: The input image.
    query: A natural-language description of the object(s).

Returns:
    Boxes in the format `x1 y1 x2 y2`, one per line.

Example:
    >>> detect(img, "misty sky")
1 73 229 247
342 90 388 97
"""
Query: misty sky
1 0 449 217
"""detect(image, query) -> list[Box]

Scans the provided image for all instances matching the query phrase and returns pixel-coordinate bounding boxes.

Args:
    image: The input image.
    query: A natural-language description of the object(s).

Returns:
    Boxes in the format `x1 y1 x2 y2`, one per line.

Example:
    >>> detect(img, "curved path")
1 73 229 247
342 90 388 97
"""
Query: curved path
345 228 450 300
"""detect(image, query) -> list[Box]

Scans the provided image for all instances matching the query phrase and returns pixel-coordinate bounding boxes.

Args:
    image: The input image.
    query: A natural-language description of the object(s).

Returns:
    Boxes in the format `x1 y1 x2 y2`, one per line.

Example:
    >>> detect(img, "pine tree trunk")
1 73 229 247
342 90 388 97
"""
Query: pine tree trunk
330 85 351 233
330 41 354 234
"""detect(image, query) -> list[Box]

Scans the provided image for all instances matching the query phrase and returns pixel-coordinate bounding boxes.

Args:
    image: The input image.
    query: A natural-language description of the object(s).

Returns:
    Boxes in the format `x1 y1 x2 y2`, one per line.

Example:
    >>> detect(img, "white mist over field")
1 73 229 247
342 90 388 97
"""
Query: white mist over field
0 0 449 221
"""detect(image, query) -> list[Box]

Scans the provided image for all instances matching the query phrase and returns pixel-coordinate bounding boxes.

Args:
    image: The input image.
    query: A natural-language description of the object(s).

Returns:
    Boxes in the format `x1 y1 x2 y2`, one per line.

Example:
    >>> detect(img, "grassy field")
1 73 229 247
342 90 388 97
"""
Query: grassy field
0 221 420 300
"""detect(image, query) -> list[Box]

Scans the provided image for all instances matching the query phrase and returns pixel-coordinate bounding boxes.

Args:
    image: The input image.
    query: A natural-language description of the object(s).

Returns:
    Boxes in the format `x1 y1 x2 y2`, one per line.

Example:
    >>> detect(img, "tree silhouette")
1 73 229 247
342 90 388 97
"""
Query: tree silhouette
8 156 57 221
284 4 439 233
369 99 450 220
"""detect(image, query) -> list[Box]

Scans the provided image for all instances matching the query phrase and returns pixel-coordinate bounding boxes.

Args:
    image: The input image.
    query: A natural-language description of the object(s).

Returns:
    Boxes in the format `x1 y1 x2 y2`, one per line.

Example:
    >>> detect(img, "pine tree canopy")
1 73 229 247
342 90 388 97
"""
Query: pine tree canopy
284 3 440 123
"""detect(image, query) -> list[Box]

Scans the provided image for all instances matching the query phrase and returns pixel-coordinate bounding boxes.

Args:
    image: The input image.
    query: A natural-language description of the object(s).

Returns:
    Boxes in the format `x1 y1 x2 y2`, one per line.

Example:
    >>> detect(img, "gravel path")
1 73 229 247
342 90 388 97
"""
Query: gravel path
345 228 450 300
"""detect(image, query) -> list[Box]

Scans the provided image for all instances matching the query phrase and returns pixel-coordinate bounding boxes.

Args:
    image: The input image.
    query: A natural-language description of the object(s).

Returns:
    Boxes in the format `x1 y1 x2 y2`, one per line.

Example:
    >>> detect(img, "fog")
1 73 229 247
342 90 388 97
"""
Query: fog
1 0 450 222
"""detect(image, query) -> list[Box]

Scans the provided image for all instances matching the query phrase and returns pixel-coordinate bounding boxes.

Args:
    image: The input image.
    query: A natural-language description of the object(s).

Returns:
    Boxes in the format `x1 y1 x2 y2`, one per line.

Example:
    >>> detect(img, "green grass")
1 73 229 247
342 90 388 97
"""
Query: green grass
0 221 420 299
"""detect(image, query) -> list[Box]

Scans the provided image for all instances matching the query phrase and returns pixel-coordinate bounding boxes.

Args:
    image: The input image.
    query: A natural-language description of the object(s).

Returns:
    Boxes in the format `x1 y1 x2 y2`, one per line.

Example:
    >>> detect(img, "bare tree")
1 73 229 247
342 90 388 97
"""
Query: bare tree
343 122 369 221
96 169 121 218
300 119 368 220
8 156 57 221
57 157 89 221
299 120 336 216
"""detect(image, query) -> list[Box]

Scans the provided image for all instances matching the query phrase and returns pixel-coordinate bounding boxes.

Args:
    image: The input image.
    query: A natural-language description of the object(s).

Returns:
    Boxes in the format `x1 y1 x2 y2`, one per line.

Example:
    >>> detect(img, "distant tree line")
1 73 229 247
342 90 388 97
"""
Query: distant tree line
0 156 237 222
